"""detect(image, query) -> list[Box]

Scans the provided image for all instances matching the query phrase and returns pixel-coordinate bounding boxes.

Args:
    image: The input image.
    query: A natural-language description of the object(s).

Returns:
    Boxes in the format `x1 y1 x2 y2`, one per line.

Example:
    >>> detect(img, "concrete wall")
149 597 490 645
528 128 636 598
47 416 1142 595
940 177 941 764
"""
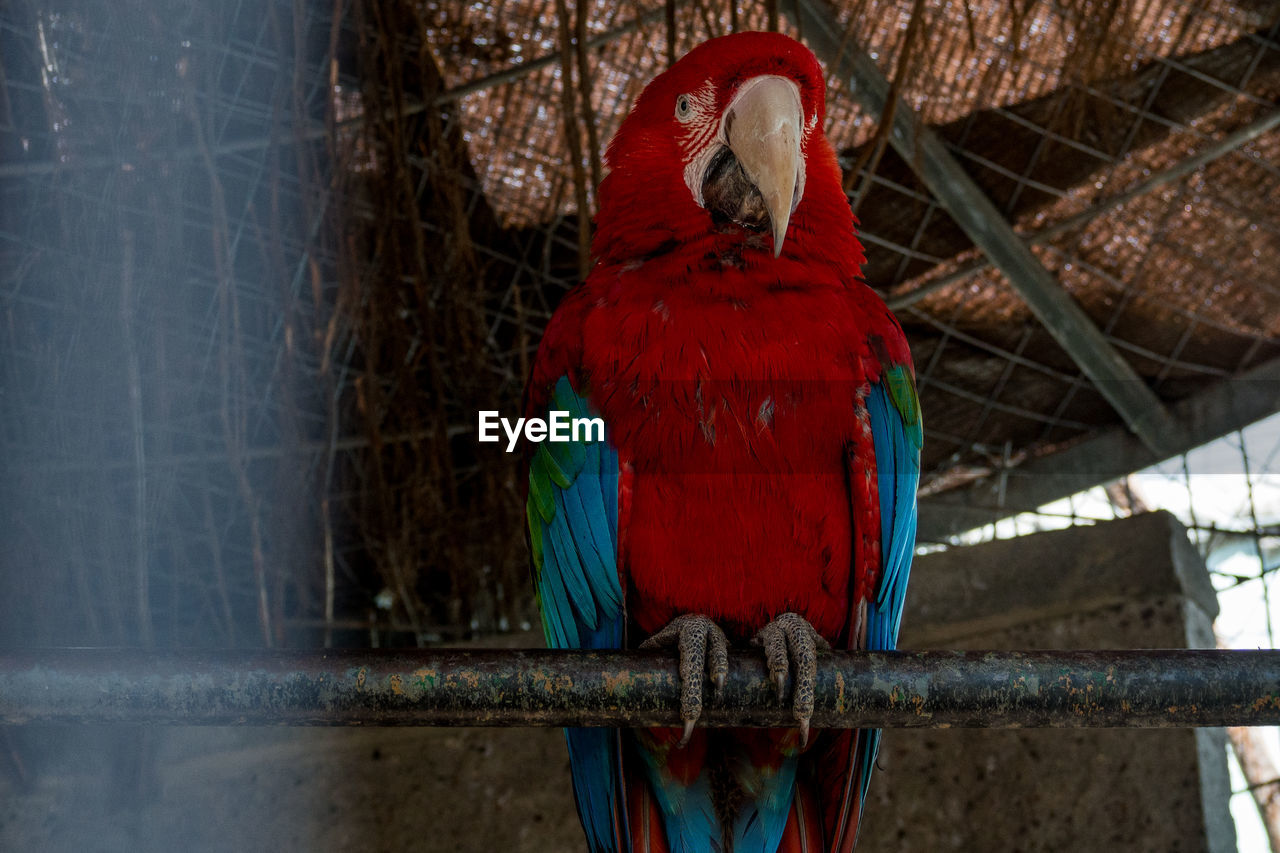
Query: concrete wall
859 510 1235 853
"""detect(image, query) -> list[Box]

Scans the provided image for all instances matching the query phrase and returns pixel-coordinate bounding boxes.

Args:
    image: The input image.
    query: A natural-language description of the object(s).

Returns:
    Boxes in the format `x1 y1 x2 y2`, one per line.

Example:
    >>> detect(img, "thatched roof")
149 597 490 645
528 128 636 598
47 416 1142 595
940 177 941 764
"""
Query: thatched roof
421 0 1280 499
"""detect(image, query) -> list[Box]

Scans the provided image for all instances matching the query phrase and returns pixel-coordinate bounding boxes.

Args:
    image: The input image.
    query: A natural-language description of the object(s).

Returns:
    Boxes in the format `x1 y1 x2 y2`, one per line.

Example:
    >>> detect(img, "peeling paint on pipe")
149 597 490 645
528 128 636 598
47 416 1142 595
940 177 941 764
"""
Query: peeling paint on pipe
1 649 1278 728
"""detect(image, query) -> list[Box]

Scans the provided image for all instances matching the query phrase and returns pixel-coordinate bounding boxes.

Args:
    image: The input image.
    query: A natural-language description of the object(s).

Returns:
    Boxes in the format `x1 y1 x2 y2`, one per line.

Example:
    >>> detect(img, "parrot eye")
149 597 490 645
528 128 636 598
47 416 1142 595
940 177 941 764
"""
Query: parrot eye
675 94 693 122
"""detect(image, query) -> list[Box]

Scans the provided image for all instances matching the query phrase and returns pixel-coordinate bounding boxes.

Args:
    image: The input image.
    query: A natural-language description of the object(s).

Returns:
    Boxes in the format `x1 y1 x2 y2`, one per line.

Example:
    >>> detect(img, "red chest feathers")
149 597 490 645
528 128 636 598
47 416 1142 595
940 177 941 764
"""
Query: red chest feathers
574 278 877 642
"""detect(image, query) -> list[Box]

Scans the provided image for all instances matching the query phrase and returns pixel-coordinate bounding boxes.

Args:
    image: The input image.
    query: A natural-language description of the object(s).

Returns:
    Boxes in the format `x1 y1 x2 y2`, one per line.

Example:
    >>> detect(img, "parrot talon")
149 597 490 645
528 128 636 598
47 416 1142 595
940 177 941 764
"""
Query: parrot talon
640 614 729 746
752 613 831 747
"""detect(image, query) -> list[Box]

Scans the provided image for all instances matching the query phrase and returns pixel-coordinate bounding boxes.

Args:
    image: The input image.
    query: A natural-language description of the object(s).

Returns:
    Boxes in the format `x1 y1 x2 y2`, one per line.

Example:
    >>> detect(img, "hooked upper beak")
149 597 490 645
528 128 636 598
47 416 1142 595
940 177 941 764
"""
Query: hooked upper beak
724 76 805 257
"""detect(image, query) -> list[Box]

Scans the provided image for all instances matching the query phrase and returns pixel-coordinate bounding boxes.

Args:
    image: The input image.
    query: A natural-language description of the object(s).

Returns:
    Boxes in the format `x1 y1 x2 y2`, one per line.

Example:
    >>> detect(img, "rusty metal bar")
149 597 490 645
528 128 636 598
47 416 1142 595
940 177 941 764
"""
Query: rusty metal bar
2 649 1279 728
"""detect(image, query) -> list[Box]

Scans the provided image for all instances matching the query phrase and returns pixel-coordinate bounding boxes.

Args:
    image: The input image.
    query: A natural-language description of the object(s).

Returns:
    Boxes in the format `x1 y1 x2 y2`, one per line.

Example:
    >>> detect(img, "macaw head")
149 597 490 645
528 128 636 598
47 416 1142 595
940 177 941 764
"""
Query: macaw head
593 31 858 274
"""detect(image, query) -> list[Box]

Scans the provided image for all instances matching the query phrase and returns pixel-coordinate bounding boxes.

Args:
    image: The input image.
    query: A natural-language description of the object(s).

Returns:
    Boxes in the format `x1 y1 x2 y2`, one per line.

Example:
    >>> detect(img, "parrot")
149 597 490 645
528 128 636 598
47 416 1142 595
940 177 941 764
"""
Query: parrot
523 30 921 853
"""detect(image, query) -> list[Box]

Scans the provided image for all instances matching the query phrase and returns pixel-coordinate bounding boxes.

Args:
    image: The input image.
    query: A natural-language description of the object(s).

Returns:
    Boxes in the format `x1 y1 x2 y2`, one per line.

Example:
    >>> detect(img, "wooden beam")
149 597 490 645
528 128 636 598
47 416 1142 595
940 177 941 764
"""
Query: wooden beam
791 0 1187 457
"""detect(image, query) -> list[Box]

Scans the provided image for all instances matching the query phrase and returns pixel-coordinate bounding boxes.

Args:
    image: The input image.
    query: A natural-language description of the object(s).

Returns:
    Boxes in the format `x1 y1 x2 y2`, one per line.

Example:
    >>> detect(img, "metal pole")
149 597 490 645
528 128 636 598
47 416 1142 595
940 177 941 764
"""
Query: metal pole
3 648 1279 728
917 355 1280 541
888 107 1280 312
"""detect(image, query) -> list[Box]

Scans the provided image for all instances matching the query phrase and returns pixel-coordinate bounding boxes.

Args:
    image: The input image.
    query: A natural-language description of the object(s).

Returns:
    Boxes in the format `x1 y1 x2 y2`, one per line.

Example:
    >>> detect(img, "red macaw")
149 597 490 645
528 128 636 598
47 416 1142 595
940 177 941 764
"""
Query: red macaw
524 31 921 853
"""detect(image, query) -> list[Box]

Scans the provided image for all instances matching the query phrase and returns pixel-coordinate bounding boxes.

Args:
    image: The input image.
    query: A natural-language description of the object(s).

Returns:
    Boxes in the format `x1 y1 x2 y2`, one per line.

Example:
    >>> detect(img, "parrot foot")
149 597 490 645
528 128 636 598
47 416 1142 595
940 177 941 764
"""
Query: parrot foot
639 614 729 747
752 613 832 748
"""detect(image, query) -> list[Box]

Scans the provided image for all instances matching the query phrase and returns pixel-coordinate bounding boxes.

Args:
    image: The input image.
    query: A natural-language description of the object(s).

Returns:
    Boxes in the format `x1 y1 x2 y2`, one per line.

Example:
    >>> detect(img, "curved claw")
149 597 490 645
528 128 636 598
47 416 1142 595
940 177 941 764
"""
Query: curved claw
752 612 831 747
640 614 729 747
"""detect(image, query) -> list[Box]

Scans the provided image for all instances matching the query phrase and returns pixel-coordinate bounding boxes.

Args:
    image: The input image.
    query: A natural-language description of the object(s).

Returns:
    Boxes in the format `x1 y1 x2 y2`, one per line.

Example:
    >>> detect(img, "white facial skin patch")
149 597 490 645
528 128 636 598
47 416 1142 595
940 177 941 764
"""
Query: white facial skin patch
679 76 808 227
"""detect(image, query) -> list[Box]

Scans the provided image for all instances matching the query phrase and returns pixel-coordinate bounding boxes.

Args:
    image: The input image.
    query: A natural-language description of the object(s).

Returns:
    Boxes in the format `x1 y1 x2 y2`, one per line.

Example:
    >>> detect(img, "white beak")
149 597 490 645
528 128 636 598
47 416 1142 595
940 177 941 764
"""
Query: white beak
724 75 805 257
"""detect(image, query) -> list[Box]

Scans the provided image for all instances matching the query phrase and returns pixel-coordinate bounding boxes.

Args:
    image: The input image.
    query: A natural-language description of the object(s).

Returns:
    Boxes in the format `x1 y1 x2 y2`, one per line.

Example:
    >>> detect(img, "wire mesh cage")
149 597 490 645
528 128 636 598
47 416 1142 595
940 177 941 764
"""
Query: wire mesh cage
2 2 1280 850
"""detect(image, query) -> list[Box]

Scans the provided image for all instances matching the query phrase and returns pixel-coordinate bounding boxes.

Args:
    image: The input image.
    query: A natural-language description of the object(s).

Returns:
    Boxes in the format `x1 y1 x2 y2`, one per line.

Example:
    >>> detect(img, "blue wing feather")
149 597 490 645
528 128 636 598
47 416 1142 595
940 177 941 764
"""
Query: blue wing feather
552 489 603 630
563 465 623 614
866 376 920 652
528 375 626 852
538 525 577 648
852 372 922 821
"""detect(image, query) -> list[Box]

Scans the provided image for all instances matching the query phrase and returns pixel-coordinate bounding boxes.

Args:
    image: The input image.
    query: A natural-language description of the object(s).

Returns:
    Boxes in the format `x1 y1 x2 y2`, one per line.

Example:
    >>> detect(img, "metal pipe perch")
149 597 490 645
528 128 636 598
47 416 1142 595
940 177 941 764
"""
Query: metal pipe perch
2 649 1279 728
